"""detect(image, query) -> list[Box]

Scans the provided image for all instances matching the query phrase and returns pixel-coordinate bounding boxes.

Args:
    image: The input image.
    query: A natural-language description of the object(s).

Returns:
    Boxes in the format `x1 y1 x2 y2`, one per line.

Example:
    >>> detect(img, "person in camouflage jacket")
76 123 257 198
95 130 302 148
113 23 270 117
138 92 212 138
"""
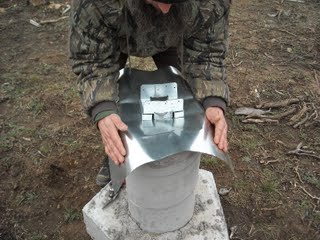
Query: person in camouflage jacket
70 0 230 173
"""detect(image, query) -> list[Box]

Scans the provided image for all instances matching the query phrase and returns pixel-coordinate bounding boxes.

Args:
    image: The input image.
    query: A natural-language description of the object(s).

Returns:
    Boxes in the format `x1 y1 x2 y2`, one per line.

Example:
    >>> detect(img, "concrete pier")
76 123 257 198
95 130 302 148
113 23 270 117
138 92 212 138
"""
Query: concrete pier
83 170 229 240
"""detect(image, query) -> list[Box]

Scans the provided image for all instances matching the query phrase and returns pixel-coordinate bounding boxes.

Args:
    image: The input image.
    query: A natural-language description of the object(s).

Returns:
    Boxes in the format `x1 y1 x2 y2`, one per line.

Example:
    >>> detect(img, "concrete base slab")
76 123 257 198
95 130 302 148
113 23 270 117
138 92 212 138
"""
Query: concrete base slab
83 170 229 240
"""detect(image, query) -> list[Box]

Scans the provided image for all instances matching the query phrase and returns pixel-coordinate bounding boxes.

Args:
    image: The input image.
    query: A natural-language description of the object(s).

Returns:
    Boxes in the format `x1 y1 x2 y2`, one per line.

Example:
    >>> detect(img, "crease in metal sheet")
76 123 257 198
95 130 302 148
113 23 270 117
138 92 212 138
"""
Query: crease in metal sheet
107 67 234 204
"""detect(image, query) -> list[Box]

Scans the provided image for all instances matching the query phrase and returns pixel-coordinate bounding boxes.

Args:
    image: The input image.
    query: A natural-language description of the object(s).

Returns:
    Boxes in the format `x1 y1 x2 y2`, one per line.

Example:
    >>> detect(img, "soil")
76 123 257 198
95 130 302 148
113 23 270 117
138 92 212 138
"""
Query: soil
0 0 319 239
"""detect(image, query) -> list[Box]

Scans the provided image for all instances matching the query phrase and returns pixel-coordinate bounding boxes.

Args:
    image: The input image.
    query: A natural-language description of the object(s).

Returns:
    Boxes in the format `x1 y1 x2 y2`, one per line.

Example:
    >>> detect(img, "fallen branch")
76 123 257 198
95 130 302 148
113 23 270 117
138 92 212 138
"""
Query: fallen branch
256 98 300 109
288 142 320 160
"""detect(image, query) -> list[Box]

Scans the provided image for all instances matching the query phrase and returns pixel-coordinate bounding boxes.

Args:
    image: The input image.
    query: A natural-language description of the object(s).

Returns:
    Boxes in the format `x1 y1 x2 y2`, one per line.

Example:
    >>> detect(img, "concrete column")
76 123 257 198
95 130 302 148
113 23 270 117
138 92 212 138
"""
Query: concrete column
126 151 201 233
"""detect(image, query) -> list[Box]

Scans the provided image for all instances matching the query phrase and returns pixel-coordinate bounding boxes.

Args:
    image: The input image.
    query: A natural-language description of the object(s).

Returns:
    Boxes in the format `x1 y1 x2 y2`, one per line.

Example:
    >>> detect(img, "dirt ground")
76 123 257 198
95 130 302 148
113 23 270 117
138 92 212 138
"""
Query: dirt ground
0 0 319 239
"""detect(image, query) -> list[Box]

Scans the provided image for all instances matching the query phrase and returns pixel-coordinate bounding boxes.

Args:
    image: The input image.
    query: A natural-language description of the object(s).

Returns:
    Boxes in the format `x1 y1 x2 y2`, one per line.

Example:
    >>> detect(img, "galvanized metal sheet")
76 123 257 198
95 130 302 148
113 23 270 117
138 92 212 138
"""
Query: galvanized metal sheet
107 67 233 201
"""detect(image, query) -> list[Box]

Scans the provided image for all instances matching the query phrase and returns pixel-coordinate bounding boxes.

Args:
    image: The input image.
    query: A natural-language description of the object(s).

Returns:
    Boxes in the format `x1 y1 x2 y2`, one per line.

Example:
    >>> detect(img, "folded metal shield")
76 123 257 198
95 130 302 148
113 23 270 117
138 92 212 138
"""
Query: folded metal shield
104 66 233 207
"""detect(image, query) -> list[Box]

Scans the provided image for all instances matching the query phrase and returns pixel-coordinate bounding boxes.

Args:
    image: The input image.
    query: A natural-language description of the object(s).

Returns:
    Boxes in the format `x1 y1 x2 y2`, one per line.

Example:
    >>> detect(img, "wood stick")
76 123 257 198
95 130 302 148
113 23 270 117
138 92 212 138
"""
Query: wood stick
288 142 320 160
242 118 279 124
289 102 308 124
261 205 281 211
293 113 309 128
293 166 304 184
268 107 296 119
39 16 68 25
299 185 320 201
256 98 300 109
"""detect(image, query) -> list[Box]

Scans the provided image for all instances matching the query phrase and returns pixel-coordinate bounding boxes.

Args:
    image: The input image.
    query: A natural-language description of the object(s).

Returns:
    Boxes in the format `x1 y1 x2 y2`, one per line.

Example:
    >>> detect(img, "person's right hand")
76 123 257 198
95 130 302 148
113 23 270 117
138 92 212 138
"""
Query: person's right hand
98 114 128 165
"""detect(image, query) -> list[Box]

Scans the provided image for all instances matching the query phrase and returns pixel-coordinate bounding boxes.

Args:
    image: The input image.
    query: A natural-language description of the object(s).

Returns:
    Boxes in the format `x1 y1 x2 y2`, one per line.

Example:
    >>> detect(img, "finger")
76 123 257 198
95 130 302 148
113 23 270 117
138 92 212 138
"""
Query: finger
214 121 225 145
110 129 127 156
223 126 229 152
107 124 127 156
111 115 128 131
110 131 127 156
219 126 228 152
104 145 117 166
106 138 125 164
110 143 124 164
104 143 121 166
218 122 227 146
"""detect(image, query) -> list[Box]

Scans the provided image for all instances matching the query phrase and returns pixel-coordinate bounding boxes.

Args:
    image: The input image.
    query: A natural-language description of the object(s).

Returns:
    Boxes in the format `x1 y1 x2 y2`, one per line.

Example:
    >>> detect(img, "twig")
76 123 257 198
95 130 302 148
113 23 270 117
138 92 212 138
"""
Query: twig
314 70 320 91
293 165 304 184
287 0 305 3
37 150 47 158
288 142 320 160
271 56 297 66
289 102 308 124
231 61 243 67
39 16 68 25
242 118 279 124
275 89 285 96
62 4 71 14
259 159 280 165
248 225 255 236
30 19 40 27
261 205 281 211
256 98 300 108
230 226 238 239
293 113 309 128
299 185 320 201
272 28 298 37
276 140 288 147
264 52 274 59
268 107 296 119
305 120 320 127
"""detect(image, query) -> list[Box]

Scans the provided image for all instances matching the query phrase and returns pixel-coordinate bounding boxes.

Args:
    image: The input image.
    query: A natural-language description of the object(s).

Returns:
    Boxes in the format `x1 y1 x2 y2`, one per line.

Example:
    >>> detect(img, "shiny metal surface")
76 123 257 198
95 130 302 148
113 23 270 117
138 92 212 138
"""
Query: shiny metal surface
140 82 184 120
107 66 233 206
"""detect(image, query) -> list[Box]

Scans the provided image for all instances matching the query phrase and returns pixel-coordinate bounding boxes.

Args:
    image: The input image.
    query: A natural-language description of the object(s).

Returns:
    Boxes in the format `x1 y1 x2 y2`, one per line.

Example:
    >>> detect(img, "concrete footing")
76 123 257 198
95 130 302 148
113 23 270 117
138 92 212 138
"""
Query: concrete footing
83 170 229 240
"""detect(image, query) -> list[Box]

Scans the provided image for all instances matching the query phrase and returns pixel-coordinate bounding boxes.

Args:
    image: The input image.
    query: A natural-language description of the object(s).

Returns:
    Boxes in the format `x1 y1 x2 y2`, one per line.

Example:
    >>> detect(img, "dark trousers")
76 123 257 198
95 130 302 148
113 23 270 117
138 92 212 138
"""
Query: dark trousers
119 47 180 70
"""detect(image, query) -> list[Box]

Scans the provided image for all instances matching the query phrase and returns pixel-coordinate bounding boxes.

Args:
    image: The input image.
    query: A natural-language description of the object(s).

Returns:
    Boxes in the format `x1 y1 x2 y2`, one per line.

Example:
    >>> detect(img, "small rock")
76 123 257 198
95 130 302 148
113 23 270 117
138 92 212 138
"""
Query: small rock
218 187 231 196
287 47 293 53
0 8 6 14
288 79 296 85
270 38 276 43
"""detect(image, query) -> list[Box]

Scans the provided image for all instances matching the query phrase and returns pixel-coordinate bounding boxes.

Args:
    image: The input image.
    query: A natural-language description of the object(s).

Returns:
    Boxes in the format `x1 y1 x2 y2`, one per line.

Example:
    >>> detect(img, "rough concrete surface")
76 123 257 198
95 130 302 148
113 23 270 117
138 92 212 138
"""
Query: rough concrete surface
83 170 229 240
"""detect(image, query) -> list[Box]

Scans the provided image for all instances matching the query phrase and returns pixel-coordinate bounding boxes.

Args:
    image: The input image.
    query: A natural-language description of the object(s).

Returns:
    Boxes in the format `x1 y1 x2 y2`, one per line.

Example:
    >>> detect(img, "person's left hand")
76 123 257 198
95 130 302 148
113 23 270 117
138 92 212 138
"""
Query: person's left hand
205 107 228 152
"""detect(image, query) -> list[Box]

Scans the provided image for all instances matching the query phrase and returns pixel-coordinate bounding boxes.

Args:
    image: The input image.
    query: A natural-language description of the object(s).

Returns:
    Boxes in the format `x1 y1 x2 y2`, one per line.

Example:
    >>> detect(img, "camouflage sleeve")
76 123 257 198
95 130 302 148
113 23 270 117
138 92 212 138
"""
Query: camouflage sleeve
183 0 230 106
69 0 121 117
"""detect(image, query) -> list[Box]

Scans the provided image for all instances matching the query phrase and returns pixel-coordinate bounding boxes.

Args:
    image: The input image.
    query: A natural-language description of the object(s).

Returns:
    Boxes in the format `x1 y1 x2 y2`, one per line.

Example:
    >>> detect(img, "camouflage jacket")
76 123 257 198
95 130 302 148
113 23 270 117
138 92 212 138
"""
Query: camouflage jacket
70 0 230 120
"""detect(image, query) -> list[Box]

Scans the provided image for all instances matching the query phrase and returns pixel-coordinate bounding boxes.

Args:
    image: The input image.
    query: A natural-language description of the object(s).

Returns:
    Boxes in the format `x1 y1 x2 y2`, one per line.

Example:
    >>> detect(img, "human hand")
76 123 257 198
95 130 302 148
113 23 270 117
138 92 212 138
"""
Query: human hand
205 107 228 152
98 114 128 165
